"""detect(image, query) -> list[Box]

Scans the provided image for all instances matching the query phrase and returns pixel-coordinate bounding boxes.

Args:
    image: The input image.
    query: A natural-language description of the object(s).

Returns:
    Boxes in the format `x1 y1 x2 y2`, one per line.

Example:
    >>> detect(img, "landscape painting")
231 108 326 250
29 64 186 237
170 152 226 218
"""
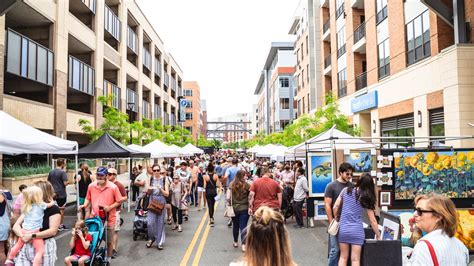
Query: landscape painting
308 154 333 197
344 151 373 173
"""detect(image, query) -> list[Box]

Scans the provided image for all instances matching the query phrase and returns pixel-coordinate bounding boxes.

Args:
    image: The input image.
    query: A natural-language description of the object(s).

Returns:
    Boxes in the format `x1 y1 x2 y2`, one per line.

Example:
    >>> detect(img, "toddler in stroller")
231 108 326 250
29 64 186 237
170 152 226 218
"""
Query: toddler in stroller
133 195 149 241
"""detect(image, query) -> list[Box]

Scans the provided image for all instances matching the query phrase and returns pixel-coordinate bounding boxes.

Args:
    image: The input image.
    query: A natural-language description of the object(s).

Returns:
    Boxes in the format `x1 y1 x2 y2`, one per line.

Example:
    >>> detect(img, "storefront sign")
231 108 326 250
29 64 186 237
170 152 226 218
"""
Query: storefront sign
351 91 378 113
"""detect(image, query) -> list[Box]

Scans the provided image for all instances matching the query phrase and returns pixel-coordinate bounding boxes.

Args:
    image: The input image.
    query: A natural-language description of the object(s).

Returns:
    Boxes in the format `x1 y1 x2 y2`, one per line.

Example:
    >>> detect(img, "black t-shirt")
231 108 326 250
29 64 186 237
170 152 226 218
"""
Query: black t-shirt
324 180 351 216
0 201 6 217
78 171 92 198
40 205 60 240
47 169 68 199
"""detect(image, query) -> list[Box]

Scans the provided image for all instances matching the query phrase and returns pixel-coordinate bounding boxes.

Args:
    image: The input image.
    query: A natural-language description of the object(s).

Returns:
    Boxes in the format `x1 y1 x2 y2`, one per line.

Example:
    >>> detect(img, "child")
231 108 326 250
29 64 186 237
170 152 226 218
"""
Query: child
5 186 52 266
64 220 92 266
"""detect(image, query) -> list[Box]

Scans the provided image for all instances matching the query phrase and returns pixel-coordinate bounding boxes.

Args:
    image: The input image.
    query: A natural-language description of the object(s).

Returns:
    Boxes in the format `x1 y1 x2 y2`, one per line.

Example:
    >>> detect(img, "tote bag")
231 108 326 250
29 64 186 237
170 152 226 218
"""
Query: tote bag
224 188 235 218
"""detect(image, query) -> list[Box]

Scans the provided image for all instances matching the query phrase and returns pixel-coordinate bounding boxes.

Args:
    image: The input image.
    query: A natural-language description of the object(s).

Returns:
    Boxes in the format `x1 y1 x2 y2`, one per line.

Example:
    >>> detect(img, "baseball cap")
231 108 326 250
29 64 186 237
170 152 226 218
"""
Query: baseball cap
108 168 117 175
96 166 108 176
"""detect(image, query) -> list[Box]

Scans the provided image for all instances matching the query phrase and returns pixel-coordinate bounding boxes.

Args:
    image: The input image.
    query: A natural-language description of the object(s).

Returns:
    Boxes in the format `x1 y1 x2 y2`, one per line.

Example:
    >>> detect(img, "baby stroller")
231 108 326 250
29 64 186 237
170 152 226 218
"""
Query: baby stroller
71 214 108 266
133 195 149 241
281 185 294 221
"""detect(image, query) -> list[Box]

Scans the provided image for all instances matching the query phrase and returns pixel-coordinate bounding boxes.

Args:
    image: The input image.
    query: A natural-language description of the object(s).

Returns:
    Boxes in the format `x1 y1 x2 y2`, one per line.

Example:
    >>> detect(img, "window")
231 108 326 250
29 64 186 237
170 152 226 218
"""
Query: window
280 98 290 109
337 68 347 97
378 39 390 79
306 36 309 54
301 43 304 60
301 70 305 86
376 0 388 24
185 112 193 120
406 10 430 66
337 27 346 58
186 100 193 108
185 126 193 134
281 120 290 129
307 65 310 82
335 0 345 18
184 89 193 96
429 108 445 144
279 77 289 87
381 115 415 148
296 49 300 65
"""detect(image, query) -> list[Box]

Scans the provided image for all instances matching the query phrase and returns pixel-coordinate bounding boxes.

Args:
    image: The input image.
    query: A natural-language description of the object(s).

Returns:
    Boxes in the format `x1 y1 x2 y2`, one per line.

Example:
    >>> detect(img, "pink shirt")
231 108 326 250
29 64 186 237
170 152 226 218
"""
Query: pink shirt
13 193 24 212
86 181 122 227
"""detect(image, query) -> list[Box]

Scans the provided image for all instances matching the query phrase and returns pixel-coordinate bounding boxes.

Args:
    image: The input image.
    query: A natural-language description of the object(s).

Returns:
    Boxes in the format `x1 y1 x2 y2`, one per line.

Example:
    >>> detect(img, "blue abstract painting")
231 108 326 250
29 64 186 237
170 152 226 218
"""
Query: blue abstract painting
309 155 333 197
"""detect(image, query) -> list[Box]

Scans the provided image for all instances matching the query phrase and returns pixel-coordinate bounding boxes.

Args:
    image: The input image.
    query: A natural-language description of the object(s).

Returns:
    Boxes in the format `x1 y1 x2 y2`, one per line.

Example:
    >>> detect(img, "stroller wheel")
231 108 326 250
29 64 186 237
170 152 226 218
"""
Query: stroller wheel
133 234 137 241
120 218 124 226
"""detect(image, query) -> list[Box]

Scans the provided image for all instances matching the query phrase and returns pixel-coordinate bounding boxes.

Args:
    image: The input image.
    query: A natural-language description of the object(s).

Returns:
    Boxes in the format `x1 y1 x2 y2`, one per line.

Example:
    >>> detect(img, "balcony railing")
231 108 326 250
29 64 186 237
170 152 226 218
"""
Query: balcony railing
142 100 150 119
353 22 366 44
163 112 170 125
68 56 95 96
338 86 347 98
104 5 121 41
335 3 345 19
103 80 121 109
81 0 96 13
323 18 330 33
324 54 331 68
154 104 161 119
337 44 346 58
164 73 170 88
143 46 152 70
355 72 367 91
154 58 161 77
170 113 176 126
376 6 388 24
127 26 138 54
170 76 176 91
126 88 138 112
6 29 54 87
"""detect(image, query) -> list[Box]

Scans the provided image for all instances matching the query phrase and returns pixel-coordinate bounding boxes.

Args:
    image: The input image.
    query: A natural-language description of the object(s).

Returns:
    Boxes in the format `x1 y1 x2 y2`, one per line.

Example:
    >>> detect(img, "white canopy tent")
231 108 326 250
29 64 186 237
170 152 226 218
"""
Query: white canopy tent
183 143 204 154
247 145 261 153
170 144 193 157
127 144 147 153
255 144 288 158
143 139 180 158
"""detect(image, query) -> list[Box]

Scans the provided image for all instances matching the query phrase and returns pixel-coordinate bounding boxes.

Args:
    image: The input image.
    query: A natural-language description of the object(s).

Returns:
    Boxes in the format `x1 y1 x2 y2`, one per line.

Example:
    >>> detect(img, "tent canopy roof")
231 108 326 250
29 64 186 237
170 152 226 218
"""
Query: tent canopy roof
183 143 204 154
78 133 150 158
256 144 287 157
0 111 78 155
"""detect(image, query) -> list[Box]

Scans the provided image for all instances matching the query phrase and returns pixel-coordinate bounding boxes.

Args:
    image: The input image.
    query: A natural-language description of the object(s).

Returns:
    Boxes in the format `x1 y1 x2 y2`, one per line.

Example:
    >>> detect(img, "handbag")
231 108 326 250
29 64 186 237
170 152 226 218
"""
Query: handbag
148 198 165 215
327 189 344 236
420 240 439 266
224 188 235 218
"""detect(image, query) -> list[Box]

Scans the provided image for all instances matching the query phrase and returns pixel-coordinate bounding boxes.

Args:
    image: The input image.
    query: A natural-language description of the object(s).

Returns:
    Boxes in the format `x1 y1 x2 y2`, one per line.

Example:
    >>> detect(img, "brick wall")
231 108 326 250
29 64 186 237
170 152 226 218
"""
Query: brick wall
387 0 406 76
365 0 378 87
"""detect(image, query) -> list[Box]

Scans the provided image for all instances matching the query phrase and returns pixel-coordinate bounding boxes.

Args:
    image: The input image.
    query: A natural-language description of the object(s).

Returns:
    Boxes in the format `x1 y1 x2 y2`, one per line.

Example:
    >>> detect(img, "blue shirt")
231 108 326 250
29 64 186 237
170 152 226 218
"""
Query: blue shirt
225 166 239 186
22 203 47 231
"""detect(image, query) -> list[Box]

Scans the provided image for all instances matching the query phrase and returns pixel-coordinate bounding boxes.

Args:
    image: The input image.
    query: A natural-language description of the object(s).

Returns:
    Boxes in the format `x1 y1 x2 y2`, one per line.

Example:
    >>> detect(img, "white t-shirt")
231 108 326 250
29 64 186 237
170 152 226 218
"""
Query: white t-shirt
134 172 152 194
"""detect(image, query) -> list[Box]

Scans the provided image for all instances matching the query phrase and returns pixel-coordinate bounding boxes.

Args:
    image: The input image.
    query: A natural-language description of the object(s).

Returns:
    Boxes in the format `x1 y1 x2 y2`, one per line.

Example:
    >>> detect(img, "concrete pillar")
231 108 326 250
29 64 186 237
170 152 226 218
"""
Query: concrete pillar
136 24 143 121
118 1 127 114
0 15 4 182
413 95 429 148
94 0 106 128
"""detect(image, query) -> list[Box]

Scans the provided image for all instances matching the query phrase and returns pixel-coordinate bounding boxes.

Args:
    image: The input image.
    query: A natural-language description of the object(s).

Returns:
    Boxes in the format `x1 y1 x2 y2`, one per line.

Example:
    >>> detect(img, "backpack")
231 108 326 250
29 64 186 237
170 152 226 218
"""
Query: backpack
1 191 13 218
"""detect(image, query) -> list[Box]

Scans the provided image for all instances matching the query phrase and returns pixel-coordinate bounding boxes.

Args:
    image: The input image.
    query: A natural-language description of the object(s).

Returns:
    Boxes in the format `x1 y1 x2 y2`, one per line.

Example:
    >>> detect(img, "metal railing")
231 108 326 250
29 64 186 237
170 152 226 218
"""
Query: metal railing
154 104 161 119
126 88 138 112
103 80 121 109
324 54 331 68
355 72 367 91
338 86 347 98
81 0 96 13
164 73 170 88
154 58 161 77
163 112 170 125
335 3 345 18
323 18 330 33
170 76 176 91
353 22 366 44
142 46 152 70
376 6 388 24
104 4 121 41
68 55 95 96
127 26 138 54
142 100 150 119
337 44 346 58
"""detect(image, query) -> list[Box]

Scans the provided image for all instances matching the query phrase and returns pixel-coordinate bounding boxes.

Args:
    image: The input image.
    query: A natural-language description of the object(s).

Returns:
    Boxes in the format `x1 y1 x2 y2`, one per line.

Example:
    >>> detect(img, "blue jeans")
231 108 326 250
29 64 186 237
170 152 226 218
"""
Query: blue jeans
328 234 339 266
231 210 250 243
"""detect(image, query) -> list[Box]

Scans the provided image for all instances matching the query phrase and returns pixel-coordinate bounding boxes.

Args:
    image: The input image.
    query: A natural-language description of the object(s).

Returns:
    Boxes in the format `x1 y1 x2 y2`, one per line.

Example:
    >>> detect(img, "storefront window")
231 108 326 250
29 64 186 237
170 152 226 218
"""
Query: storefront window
381 115 414 148
429 108 445 144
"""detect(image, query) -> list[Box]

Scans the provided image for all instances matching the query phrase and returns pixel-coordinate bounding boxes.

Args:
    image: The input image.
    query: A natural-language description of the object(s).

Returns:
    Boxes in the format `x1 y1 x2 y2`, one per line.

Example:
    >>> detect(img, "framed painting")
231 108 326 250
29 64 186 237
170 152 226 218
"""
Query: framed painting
314 201 328 220
344 151 374 174
308 153 333 197
379 190 392 206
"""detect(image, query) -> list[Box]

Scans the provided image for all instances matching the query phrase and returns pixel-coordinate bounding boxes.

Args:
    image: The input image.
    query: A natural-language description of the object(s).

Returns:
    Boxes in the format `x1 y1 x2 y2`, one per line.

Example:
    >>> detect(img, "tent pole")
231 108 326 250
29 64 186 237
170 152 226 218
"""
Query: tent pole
75 154 80 220
128 157 131 213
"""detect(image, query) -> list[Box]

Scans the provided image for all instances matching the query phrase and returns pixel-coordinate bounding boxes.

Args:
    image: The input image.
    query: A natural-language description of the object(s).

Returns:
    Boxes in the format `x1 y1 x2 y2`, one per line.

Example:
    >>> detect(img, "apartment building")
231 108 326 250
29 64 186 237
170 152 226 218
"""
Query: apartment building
289 0 323 117
216 113 251 143
200 99 207 138
251 104 258 136
320 0 474 148
254 42 297 134
182 82 202 141
0 0 183 146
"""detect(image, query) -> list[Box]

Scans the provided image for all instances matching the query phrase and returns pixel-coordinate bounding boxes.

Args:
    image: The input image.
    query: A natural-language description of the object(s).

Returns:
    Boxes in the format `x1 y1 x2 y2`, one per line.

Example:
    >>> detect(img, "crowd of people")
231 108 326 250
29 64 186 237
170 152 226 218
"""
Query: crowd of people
0 153 469 265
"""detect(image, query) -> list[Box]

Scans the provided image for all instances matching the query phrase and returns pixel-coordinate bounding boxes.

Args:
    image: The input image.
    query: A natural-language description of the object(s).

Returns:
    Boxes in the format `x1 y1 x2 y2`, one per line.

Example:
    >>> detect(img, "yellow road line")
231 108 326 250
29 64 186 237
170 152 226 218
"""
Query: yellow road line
192 200 220 265
179 208 208 266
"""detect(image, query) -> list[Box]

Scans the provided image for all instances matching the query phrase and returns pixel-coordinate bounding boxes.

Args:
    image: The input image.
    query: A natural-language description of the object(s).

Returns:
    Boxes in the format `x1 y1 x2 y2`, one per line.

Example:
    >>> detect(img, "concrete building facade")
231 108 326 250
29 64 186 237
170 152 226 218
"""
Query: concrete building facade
254 42 297 134
320 0 474 148
182 81 202 141
0 0 183 146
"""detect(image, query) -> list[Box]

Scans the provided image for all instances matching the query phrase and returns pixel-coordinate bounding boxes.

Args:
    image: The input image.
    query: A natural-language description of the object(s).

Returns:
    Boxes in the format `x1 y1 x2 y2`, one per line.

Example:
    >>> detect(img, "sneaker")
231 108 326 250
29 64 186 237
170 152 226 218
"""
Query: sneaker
157 245 164 250
58 224 67 231
171 225 178 230
4 259 14 266
293 224 304 229
184 215 189 221
112 250 118 259
178 226 182 232
227 219 233 227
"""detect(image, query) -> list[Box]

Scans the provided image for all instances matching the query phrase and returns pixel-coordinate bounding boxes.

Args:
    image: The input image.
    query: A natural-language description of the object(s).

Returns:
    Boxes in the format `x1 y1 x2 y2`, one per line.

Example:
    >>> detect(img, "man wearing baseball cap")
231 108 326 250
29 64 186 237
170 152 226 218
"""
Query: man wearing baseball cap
80 166 122 263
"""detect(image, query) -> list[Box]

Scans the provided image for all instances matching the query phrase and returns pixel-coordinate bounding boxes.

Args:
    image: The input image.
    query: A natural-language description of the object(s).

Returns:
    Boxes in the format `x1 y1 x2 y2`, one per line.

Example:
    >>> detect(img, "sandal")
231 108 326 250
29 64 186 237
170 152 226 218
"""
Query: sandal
171 225 178 230
146 240 155 248
167 217 172 225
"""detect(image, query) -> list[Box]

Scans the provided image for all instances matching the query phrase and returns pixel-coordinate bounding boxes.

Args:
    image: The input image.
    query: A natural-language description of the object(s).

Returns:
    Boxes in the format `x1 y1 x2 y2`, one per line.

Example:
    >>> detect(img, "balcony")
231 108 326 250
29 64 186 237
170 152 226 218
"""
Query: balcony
126 88 138 112
338 86 347 98
337 44 346 58
154 104 161 119
104 4 121 42
322 18 331 42
142 100 150 119
320 0 329 7
323 54 332 76
6 29 54 87
127 26 138 55
163 112 170 125
376 6 388 24
170 76 176 91
103 80 121 109
352 22 366 54
335 3 345 19
143 46 152 71
81 0 97 13
351 0 364 9
154 58 161 77
355 72 367 91
170 113 176 126
164 73 170 88
68 56 95 96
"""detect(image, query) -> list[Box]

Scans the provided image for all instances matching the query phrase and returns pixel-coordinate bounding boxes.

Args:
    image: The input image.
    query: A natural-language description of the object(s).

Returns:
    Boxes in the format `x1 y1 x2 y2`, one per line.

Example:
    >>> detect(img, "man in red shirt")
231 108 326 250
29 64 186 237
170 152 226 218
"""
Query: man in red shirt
80 166 122 263
248 173 282 215
106 168 127 259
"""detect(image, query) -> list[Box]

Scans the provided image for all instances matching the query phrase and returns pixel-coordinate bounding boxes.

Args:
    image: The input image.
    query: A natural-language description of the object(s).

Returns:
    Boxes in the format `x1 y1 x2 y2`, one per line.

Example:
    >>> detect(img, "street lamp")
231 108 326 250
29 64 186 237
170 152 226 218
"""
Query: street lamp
127 102 135 145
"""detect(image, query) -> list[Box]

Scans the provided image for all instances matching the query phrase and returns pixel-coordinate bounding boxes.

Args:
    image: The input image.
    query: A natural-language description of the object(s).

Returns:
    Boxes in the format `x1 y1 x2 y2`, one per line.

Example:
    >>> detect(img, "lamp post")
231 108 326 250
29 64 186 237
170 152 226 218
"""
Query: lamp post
127 102 135 145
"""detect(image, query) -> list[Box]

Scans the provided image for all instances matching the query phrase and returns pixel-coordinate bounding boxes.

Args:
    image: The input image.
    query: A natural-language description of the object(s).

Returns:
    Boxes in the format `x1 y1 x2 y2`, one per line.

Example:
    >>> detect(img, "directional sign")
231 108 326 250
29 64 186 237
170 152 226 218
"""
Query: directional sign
178 97 188 122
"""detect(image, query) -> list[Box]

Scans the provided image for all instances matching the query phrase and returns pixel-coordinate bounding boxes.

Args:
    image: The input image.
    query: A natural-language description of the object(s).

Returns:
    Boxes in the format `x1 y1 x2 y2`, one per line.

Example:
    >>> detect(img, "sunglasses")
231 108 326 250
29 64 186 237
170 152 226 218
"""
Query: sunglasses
153 169 160 172
414 207 436 216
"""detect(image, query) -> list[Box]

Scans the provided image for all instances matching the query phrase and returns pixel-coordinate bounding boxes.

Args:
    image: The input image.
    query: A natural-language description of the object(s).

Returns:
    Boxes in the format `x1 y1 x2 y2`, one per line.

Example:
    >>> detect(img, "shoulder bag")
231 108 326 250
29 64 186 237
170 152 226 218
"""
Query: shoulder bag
224 188 235 218
148 198 165 215
420 240 439 266
327 189 345 236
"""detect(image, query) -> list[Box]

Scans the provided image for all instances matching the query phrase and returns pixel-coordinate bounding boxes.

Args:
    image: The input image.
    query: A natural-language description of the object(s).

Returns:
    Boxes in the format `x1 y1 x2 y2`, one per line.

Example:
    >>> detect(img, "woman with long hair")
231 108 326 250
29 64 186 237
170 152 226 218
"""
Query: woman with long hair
146 165 170 250
333 173 381 266
228 170 251 251
204 164 221 227
231 206 296 266
77 164 92 219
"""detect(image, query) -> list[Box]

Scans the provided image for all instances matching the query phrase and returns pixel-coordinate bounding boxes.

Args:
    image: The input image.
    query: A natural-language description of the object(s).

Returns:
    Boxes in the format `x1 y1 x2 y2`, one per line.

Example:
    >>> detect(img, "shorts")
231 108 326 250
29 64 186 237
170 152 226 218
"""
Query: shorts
197 187 205 193
79 197 85 205
69 254 90 261
106 228 114 245
114 212 121 232
56 197 67 207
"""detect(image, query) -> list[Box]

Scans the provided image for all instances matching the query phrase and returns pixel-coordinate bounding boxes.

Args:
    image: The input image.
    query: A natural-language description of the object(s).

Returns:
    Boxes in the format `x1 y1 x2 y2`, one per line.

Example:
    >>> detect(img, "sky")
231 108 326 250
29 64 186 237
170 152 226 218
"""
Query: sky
137 0 298 121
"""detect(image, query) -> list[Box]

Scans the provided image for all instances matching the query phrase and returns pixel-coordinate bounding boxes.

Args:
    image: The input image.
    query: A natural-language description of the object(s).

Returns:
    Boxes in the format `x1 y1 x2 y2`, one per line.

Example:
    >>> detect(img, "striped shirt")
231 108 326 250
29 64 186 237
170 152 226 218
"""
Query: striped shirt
406 229 468 266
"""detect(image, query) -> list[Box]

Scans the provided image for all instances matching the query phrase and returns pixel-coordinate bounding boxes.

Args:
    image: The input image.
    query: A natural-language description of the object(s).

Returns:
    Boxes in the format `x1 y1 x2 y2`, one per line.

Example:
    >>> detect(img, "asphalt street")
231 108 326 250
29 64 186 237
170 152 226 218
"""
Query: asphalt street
56 197 329 266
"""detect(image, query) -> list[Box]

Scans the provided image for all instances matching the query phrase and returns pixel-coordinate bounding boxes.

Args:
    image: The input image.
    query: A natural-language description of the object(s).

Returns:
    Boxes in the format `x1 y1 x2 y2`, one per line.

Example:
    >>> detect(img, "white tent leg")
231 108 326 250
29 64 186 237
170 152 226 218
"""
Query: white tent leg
128 157 131 213
75 155 80 219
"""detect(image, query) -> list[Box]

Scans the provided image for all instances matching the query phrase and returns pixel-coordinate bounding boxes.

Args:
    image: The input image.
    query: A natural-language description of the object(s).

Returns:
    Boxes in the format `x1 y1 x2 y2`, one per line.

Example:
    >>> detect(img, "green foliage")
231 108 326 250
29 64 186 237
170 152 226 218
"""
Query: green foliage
66 159 97 170
3 162 51 178
226 93 361 148
197 135 213 147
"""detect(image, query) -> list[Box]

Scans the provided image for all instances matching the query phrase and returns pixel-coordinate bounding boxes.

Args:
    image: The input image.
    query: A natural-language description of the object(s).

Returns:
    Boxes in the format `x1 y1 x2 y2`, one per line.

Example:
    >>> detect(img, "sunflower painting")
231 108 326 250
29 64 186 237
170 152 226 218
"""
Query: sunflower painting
394 151 474 199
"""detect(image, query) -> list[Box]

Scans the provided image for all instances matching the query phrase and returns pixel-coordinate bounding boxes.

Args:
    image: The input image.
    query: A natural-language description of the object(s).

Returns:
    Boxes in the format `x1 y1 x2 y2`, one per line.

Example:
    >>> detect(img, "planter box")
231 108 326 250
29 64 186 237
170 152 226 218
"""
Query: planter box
2 174 48 195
